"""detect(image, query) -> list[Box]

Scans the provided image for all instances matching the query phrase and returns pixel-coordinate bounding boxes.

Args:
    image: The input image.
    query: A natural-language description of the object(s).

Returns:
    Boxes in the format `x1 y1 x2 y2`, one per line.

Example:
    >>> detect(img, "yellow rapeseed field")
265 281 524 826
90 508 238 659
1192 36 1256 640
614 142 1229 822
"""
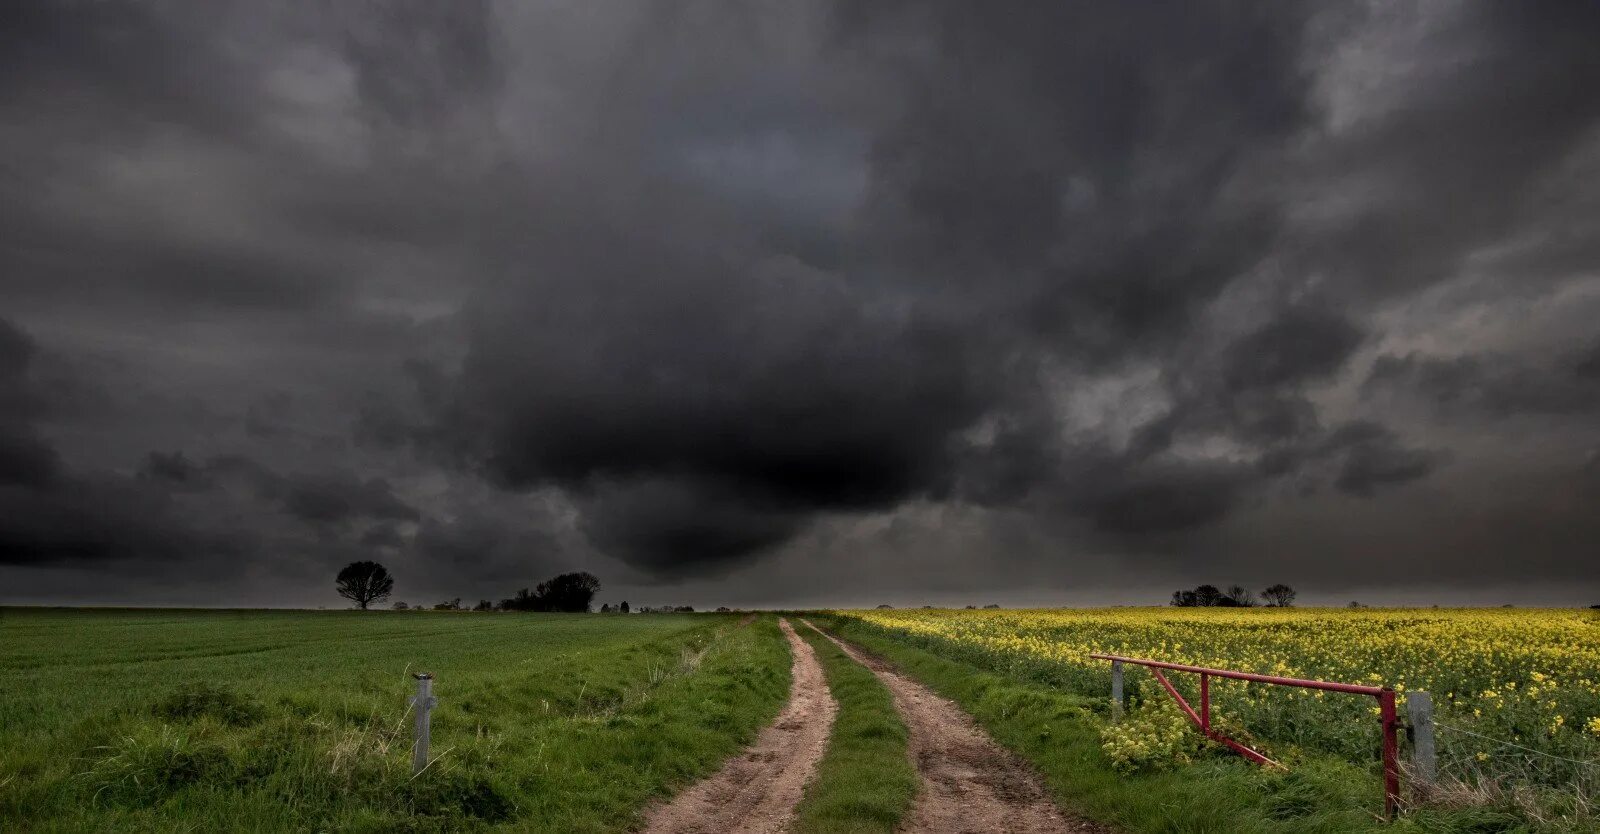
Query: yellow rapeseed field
840 607 1600 782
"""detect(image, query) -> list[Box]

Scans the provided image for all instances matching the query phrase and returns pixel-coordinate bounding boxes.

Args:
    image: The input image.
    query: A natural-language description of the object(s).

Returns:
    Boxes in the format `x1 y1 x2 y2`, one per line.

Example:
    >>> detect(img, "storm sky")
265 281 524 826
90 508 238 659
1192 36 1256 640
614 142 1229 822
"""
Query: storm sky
3 1 1598 608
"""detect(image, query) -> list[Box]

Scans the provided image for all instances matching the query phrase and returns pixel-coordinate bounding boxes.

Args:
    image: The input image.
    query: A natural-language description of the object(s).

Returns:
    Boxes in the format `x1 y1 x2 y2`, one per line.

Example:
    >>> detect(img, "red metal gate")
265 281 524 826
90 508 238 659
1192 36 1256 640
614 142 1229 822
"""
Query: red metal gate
1090 653 1401 818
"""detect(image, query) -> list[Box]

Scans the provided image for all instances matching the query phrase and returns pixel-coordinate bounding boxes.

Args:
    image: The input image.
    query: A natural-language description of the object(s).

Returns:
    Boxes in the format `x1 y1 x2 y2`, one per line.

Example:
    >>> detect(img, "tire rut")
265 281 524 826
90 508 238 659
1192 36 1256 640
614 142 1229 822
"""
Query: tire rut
639 617 837 834
801 620 1111 834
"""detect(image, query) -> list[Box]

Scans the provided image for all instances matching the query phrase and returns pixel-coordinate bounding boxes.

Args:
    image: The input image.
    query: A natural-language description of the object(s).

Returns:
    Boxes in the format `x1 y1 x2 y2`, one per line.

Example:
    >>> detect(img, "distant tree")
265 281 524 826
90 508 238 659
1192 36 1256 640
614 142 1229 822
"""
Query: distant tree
1260 584 1297 607
336 561 394 610
620 600 630 613
537 572 601 612
965 604 977 609
500 573 602 612
433 598 461 611
715 606 731 612
474 599 493 611
876 604 893 609
392 601 409 610
600 603 612 613
676 605 695 613
983 604 1000 609
1347 600 1363 608
1223 585 1255 607
1173 584 1260 607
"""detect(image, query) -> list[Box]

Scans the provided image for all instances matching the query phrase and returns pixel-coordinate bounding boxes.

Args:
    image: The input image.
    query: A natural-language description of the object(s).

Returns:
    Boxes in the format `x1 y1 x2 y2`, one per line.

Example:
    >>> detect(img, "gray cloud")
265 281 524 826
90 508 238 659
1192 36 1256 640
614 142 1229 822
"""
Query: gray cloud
0 320 234 566
280 473 419 526
3 2 1599 605
1365 346 1600 419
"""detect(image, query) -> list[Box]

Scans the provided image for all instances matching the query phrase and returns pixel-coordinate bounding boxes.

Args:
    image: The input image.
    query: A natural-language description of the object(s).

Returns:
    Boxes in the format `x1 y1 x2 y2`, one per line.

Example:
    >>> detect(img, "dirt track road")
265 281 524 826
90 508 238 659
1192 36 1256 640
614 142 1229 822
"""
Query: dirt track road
639 618 836 834
802 620 1109 834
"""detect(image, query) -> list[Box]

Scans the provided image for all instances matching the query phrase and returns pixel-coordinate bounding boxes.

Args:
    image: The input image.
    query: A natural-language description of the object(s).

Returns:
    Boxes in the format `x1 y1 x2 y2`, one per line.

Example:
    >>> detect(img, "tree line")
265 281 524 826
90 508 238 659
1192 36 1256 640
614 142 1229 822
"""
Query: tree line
1170 583 1297 607
334 561 606 613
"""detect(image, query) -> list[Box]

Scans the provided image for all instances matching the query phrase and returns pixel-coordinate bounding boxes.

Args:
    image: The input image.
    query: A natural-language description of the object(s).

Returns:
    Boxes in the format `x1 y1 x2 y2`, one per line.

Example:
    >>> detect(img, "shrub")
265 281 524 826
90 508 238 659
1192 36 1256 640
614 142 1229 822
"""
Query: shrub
80 726 236 805
1099 699 1202 773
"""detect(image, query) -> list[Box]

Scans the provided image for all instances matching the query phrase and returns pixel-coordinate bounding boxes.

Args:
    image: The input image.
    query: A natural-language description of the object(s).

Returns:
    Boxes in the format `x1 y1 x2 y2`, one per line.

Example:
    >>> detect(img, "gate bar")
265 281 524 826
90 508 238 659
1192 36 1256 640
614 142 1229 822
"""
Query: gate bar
1090 653 1401 819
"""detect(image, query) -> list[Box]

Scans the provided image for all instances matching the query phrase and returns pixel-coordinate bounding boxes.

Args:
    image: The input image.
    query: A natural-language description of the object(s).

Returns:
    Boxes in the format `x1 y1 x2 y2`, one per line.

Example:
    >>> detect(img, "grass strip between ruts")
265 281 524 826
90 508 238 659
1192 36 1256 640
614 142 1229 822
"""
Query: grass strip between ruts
791 620 918 834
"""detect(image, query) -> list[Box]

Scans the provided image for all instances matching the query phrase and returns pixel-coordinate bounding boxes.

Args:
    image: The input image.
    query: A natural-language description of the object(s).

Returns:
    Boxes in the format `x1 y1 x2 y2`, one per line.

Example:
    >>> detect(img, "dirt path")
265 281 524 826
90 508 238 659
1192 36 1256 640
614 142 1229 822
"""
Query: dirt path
801 620 1109 834
640 617 837 834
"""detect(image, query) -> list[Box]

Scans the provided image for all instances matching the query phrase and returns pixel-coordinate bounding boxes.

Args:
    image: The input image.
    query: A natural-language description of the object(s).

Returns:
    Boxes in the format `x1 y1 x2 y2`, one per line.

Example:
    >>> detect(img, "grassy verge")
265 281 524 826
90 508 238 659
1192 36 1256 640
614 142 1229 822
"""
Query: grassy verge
818 615 1428 834
791 620 918 834
0 609 792 832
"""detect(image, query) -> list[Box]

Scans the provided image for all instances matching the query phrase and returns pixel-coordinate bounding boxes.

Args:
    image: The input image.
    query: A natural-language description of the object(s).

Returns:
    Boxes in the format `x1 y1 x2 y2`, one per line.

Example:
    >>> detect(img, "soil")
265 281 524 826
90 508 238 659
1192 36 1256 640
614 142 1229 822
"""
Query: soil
802 620 1112 834
638 618 837 834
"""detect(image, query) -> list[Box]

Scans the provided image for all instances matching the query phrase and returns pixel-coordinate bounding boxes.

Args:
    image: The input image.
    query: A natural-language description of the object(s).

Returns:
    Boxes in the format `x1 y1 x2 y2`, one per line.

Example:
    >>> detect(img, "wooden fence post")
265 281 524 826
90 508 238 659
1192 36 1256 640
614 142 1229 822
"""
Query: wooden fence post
412 673 436 776
1408 691 1436 791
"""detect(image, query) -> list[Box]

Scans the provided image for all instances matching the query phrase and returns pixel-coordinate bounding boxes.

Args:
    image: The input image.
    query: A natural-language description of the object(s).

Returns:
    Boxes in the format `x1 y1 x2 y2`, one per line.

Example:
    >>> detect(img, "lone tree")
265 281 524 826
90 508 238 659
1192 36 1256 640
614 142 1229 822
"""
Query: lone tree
1260 584 1297 607
336 561 394 610
620 600 630 614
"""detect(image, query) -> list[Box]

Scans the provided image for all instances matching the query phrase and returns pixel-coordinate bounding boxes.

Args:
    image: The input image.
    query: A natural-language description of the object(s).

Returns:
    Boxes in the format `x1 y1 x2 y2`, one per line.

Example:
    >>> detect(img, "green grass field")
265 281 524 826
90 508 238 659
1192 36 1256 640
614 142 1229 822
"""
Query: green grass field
0 608 790 832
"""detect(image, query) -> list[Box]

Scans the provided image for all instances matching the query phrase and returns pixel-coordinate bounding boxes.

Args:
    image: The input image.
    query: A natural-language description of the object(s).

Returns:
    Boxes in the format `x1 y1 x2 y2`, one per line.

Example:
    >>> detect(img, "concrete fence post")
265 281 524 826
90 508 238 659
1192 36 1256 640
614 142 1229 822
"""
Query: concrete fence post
1407 690 1436 790
1111 660 1124 720
411 673 436 776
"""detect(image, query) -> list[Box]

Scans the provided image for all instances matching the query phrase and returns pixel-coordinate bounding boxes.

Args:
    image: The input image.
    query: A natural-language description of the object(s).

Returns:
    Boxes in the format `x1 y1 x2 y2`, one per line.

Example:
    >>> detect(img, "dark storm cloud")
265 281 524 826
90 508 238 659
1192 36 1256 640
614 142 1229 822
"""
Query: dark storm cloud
0 320 64 489
141 450 418 527
1334 440 1442 498
3 1 1600 603
0 319 235 566
1080 465 1248 536
137 451 207 490
441 245 988 571
1222 310 1363 392
1365 346 1600 419
1292 3 1600 302
577 478 805 574
417 1 1340 572
281 474 419 526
